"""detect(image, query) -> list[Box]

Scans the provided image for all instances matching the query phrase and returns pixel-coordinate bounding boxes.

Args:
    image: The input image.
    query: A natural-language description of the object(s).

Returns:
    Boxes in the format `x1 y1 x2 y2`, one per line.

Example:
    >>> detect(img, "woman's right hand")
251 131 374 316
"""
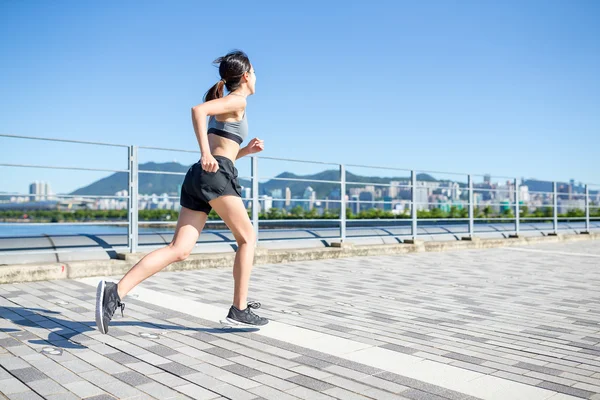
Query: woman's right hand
201 153 219 173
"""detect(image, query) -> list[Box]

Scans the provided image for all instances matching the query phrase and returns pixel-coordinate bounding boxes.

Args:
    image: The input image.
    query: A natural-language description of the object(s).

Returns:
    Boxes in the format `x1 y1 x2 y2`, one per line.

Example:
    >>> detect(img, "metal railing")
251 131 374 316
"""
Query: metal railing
0 133 598 258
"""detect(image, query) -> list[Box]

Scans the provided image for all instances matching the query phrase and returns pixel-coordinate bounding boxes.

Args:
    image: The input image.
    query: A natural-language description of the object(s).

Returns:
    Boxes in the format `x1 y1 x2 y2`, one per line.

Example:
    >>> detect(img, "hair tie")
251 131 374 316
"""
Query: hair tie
220 78 226 84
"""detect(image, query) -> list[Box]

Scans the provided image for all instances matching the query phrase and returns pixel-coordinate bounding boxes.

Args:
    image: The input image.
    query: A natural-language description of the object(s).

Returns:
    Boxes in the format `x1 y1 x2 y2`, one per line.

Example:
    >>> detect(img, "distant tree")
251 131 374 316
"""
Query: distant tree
483 206 493 218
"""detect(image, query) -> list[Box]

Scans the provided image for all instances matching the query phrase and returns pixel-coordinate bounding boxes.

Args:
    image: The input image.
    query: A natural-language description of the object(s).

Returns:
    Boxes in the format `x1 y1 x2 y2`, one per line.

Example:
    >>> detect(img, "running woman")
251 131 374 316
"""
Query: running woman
95 50 268 334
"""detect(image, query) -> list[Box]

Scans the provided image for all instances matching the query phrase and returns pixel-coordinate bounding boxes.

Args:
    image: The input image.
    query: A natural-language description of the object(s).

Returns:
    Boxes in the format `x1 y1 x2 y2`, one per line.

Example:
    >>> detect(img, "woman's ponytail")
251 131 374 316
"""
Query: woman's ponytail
203 79 226 102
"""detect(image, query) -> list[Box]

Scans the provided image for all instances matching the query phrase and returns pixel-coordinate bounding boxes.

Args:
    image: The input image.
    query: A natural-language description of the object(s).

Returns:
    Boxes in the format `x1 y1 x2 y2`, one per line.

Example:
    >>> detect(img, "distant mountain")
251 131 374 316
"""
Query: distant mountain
68 163 598 199
259 170 438 198
69 162 438 197
522 179 586 193
70 162 196 196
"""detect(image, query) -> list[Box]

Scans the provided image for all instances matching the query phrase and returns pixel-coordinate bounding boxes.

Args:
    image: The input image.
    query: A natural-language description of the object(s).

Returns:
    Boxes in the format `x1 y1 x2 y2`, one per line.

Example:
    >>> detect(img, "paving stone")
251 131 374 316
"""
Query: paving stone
5 391 45 400
286 375 336 391
9 367 47 383
202 346 239 359
0 378 29 395
221 363 263 378
113 371 154 387
159 361 198 376
146 344 179 357
104 351 140 364
292 356 333 369
63 380 106 398
536 381 597 398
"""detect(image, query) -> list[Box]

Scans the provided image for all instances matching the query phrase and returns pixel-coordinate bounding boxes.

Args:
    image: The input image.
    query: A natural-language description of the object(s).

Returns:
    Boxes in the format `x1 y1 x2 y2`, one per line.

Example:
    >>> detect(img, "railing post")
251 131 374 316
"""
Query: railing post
340 164 346 243
128 145 139 253
411 170 417 240
514 178 520 237
585 184 590 234
468 174 474 238
251 156 259 244
553 181 558 235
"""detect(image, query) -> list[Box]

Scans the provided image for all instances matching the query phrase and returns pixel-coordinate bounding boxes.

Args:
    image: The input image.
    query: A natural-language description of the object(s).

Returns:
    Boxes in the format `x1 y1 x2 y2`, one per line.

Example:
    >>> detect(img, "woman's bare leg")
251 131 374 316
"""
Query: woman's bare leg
116 207 208 300
208 195 256 309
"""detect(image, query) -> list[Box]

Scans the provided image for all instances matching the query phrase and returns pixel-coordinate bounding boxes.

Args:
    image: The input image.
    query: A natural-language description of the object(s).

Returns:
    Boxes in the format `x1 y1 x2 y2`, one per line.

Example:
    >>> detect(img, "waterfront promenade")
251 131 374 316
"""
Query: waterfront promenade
1 241 599 400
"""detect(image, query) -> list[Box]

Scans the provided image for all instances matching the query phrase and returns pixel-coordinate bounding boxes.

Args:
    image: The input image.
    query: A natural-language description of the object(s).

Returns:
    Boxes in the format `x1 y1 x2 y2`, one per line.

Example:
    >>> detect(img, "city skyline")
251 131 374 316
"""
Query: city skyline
1 162 596 197
2 171 597 218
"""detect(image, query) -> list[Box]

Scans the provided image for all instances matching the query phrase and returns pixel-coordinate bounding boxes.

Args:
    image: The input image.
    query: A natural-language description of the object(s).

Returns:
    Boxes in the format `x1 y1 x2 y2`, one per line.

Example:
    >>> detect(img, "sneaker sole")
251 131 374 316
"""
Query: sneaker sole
225 317 268 327
95 280 106 334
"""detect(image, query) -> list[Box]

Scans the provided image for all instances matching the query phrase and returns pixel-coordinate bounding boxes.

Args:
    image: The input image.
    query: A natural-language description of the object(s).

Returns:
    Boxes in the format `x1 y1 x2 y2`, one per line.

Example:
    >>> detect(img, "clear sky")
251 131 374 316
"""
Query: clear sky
1 0 599 194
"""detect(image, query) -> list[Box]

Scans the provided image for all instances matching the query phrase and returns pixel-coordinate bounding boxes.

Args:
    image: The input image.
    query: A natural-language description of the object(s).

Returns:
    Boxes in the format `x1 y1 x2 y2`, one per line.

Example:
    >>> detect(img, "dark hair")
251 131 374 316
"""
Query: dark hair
203 50 251 102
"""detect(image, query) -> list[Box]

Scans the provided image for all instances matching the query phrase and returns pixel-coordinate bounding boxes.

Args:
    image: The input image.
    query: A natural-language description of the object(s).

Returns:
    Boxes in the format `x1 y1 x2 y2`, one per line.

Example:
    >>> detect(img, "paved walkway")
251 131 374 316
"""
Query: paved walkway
1 241 599 400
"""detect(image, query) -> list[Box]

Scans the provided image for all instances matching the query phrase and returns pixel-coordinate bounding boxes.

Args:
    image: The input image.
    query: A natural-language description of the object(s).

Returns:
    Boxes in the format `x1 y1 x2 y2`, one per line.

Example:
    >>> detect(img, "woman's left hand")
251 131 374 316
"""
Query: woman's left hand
246 138 264 154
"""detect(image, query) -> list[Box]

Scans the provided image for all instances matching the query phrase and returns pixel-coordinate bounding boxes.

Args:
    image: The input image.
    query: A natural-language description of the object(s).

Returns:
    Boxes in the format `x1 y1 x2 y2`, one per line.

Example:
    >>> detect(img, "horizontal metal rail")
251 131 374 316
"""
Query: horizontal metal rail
258 155 339 166
138 145 198 154
0 246 130 257
344 163 413 172
472 188 515 193
0 163 128 173
255 219 343 223
469 173 519 180
346 181 412 188
263 198 342 203
0 133 129 148
0 222 128 226
138 170 187 176
0 193 129 199
526 190 555 195
259 176 341 184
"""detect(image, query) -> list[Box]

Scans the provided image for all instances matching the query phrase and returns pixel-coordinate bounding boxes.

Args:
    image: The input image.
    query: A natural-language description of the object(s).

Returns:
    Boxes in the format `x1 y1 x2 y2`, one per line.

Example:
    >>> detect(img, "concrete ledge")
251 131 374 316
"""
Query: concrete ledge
1 232 598 284
0 263 68 284
330 242 355 248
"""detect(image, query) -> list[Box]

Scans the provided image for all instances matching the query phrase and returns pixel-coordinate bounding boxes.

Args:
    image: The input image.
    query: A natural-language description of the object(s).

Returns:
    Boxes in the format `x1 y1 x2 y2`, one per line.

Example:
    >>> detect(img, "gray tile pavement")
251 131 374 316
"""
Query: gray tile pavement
0 241 599 399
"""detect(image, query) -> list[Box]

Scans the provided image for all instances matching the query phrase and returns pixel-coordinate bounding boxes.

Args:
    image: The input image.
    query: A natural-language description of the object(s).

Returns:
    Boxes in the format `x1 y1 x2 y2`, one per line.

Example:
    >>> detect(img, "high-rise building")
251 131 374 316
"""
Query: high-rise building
359 191 374 211
303 186 316 210
242 187 252 209
349 187 363 196
29 182 37 201
351 194 360 214
285 187 291 207
259 195 273 212
415 182 429 211
29 181 51 201
271 188 284 209
389 181 403 199
519 185 530 203
44 182 51 200
383 196 392 211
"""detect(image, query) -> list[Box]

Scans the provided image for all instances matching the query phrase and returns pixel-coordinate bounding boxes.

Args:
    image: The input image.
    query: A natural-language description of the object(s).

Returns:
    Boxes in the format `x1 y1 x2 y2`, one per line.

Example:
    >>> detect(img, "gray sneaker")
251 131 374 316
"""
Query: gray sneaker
226 301 269 326
95 281 125 334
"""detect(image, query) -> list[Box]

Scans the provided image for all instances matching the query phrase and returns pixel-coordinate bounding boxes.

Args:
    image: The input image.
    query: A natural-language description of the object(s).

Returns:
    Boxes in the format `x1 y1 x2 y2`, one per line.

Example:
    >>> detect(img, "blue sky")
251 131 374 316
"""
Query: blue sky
1 0 599 194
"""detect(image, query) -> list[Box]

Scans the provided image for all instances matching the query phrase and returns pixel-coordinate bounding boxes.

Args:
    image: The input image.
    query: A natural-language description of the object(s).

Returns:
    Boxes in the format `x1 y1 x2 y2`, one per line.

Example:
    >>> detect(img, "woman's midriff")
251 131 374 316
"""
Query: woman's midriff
208 134 239 164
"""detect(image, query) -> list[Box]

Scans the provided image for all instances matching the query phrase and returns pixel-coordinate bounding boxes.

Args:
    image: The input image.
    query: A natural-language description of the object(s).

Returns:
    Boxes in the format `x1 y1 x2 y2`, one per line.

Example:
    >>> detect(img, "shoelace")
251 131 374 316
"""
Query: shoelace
117 302 126 318
246 301 261 318
247 301 261 309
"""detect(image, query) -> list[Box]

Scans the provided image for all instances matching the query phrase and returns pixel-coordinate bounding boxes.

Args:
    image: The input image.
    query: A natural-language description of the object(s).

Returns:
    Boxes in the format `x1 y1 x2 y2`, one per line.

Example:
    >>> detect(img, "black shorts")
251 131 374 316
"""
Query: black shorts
180 155 243 214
